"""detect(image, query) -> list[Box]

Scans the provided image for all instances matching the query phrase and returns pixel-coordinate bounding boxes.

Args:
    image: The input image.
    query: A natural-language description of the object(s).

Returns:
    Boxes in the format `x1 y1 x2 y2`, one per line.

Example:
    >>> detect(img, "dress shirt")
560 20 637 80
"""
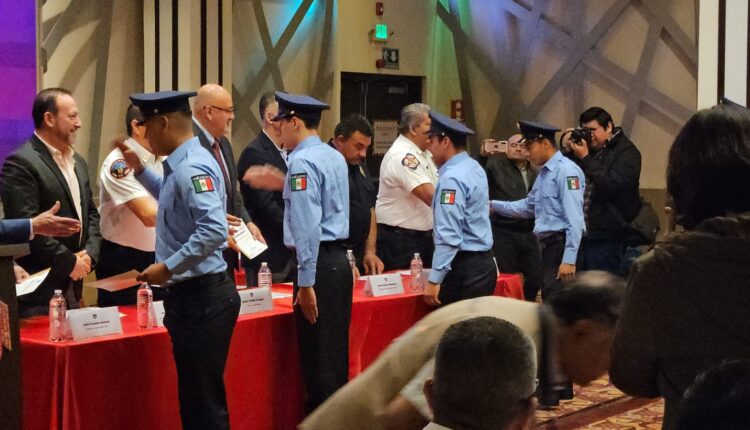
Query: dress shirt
429 152 493 284
376 134 438 231
136 137 228 283
283 135 349 287
491 151 585 264
37 133 82 224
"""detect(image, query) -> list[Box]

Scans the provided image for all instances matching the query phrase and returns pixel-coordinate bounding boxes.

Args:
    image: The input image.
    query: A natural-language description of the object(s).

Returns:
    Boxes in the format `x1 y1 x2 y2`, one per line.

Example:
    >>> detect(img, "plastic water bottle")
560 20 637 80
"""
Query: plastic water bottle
346 250 356 272
48 290 66 342
258 262 272 289
410 253 424 292
137 283 153 329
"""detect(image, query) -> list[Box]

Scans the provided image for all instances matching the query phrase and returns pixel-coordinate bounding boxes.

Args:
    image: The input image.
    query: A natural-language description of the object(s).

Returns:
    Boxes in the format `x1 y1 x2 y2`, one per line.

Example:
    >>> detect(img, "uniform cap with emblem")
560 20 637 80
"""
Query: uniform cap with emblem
128 90 197 120
429 110 474 146
517 120 560 142
271 91 330 123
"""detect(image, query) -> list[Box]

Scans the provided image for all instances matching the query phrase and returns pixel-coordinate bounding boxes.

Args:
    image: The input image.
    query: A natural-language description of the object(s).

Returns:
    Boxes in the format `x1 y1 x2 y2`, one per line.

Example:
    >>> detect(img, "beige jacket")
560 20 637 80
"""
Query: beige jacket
299 296 542 430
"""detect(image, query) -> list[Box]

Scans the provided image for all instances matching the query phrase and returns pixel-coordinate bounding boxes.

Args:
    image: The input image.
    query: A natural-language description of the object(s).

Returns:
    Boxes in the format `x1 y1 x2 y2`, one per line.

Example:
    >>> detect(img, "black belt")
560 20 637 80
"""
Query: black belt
540 231 565 244
320 240 347 250
378 223 432 239
166 272 227 294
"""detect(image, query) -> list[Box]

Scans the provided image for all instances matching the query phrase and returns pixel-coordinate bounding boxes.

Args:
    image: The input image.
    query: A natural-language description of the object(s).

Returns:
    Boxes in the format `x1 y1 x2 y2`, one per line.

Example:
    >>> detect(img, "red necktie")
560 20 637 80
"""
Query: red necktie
211 140 231 202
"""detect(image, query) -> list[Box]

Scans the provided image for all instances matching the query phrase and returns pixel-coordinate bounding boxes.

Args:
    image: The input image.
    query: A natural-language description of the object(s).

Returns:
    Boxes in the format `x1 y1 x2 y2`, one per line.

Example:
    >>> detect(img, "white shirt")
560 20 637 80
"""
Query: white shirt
423 423 453 430
375 134 438 231
37 133 82 228
98 138 164 252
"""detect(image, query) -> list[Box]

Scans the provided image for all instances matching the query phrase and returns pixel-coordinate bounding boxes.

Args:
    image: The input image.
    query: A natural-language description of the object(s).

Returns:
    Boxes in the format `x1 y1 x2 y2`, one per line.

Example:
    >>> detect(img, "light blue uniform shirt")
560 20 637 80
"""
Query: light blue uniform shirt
137 137 228 284
491 151 585 265
283 135 349 287
429 152 493 284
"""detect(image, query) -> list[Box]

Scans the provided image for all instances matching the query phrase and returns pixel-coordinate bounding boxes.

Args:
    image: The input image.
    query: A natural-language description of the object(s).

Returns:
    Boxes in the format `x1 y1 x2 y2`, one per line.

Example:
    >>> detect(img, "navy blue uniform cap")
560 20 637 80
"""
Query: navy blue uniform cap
517 120 560 141
271 91 329 122
428 110 475 137
129 90 197 119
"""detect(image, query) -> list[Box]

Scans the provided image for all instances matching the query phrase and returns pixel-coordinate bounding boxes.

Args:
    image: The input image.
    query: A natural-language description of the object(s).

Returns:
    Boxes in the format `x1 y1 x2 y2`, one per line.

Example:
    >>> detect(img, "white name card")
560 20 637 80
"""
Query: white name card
152 301 166 327
67 307 123 341
363 274 405 297
238 287 274 315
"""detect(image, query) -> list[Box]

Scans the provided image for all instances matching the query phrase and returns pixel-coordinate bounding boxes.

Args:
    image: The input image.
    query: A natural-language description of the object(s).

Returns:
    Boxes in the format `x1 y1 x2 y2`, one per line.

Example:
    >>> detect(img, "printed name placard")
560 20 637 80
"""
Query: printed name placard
152 301 166 327
363 274 405 297
238 287 274 315
67 307 123 341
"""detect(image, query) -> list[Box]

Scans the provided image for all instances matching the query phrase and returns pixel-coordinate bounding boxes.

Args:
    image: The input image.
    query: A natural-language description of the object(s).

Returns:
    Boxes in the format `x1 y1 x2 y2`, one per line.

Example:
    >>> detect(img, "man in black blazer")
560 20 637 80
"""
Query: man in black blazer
1 88 101 317
193 84 264 284
237 91 293 285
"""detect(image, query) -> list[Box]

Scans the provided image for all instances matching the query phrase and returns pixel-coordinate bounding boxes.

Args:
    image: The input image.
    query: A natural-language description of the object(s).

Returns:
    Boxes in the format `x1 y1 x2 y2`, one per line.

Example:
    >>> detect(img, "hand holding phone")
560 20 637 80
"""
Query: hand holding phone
483 139 508 154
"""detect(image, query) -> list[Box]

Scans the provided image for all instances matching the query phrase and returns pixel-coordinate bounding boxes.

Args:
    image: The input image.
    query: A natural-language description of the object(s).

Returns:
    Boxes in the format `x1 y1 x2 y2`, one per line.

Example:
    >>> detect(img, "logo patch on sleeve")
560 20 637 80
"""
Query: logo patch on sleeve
401 153 420 170
191 175 215 193
566 176 581 190
109 159 132 179
291 173 307 191
440 189 456 205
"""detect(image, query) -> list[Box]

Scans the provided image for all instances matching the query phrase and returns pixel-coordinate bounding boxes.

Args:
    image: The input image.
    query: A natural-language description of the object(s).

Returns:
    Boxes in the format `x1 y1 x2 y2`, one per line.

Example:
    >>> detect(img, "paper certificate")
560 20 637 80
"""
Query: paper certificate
16 269 49 297
87 270 141 292
232 223 268 260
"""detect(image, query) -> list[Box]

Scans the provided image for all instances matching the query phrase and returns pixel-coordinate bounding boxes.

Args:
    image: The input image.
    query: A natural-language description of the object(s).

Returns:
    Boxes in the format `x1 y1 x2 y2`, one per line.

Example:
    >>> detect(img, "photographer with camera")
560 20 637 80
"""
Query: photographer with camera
562 107 641 276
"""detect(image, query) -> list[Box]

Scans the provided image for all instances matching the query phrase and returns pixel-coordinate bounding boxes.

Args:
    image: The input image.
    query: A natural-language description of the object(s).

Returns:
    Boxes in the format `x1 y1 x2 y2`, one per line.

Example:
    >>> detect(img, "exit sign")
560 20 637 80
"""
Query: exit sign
382 48 399 70
374 24 388 41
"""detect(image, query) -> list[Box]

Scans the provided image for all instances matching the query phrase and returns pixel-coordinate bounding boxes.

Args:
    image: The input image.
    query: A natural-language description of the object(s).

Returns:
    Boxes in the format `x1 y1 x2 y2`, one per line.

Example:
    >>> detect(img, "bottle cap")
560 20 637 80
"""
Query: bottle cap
261 262 268 266
414 253 420 257
54 289 62 294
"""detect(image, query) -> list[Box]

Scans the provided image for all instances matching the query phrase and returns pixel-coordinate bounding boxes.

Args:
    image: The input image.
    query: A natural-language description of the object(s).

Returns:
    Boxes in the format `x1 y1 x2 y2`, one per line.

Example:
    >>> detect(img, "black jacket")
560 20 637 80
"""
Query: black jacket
0 135 102 307
479 155 537 232
570 129 641 239
237 131 291 273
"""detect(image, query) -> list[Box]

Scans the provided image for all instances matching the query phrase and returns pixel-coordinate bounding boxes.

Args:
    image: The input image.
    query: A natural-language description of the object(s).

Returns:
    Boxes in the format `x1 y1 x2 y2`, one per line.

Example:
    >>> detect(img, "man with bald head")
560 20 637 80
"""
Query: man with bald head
193 84 263 282
479 134 542 301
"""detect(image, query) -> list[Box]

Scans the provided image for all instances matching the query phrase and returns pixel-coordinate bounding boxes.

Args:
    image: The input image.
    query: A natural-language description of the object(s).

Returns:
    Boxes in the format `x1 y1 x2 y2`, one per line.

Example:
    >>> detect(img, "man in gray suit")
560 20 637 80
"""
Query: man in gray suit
1 88 101 317
192 84 264 283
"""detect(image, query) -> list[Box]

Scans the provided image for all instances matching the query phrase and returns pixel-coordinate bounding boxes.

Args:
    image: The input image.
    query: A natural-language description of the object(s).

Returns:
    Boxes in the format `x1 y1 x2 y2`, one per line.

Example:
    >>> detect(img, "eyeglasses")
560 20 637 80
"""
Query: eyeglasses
209 105 234 114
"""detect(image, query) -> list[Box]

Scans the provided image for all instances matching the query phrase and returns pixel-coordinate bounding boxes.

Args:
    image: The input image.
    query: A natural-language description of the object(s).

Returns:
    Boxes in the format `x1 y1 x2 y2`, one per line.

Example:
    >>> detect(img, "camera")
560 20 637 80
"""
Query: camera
569 127 592 144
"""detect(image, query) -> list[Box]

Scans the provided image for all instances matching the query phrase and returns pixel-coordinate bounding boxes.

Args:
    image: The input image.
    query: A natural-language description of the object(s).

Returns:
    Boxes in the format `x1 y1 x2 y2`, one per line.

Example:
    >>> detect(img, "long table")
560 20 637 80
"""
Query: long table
20 274 523 430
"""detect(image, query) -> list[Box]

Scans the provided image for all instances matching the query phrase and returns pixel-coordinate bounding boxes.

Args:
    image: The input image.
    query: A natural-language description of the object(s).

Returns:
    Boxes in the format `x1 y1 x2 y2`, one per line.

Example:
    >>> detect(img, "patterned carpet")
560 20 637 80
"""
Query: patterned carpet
535 375 663 429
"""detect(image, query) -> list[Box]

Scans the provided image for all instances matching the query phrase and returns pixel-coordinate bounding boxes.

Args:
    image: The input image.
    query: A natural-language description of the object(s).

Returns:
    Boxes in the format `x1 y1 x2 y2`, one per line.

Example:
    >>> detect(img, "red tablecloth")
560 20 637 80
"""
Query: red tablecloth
20 273 523 430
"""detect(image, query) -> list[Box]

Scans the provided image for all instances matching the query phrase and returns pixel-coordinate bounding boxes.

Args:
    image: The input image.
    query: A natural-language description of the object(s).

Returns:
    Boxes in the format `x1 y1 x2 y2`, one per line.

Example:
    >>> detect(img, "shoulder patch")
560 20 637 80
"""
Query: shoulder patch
191 175 215 193
401 153 420 170
440 189 456 205
109 159 132 179
566 176 581 190
291 173 307 191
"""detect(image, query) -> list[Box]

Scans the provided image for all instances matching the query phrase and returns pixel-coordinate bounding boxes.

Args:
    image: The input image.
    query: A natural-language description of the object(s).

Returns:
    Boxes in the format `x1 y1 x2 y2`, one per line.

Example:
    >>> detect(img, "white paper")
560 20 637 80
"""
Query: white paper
86 270 141 292
152 301 166 327
373 120 399 155
363 274 405 297
238 287 274 314
271 292 293 300
16 269 49 297
232 223 268 260
67 307 123 340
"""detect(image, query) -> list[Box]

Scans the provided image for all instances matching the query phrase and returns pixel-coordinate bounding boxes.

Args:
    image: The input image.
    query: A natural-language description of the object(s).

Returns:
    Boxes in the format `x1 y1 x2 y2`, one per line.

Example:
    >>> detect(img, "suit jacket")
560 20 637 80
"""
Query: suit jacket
193 120 250 222
0 218 30 244
299 296 544 430
0 135 101 309
237 131 291 274
610 213 750 429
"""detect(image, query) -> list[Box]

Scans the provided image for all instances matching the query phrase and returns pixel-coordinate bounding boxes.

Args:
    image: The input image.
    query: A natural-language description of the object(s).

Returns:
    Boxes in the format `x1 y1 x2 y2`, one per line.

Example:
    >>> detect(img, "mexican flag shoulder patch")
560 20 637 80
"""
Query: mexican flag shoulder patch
291 173 307 191
440 189 456 205
566 176 581 190
192 175 215 193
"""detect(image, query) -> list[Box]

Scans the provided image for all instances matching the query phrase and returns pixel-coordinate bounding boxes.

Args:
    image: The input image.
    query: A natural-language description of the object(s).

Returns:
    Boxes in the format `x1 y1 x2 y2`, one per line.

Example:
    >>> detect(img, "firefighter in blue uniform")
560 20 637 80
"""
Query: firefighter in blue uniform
423 111 495 307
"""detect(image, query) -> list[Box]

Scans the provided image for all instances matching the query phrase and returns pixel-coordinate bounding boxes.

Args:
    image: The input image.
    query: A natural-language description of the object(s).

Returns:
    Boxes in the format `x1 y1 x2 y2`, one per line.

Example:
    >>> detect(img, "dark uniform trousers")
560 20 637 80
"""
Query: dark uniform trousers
293 241 353 413
438 250 496 306
96 238 167 306
376 224 434 271
164 271 240 430
491 225 543 302
539 232 566 301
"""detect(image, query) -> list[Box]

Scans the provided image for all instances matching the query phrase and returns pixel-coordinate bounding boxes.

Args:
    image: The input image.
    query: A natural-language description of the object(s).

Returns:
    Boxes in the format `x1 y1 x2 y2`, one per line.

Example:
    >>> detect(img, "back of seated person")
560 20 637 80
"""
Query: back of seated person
675 360 750 430
423 316 537 430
